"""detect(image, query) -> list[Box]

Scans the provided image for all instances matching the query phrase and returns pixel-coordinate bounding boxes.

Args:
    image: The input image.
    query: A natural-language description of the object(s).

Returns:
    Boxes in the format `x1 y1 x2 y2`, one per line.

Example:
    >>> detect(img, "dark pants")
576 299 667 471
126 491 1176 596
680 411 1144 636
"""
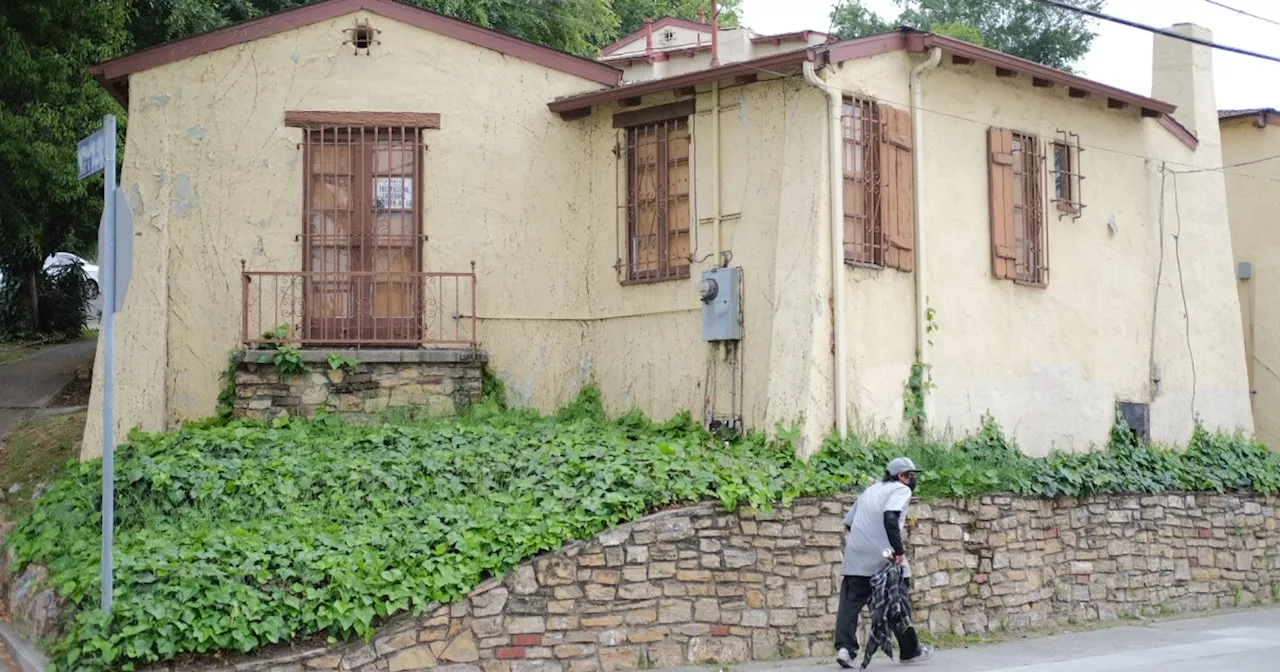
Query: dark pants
834 575 922 660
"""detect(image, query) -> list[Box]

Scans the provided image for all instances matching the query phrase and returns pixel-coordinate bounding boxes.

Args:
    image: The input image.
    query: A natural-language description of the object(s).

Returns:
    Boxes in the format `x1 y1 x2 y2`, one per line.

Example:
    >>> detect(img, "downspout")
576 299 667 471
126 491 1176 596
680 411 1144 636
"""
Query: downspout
910 47 942 417
802 59 847 438
712 80 722 260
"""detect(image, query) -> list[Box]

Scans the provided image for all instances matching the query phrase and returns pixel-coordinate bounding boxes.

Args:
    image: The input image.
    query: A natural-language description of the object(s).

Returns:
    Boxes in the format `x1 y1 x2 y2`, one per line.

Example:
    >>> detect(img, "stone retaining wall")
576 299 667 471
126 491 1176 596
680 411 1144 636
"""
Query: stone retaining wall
120 493 1280 671
232 349 485 422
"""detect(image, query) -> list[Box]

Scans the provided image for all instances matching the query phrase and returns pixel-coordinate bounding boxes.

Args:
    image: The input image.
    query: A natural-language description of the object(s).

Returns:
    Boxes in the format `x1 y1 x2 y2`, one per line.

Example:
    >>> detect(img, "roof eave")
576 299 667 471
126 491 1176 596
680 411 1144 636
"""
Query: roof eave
547 47 822 117
91 0 622 106
907 32 1176 116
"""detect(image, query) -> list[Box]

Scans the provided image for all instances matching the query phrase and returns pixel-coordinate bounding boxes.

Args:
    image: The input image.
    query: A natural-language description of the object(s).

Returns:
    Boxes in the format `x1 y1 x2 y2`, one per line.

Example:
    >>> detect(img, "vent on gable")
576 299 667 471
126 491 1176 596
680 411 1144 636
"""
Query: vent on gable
660 28 676 44
344 18 381 55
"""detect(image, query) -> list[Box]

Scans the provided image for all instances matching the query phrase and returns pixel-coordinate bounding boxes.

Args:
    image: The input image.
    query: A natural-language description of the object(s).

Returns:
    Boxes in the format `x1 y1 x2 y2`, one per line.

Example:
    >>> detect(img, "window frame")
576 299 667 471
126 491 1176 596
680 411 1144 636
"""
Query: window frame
1010 131 1048 287
613 100 695 285
1051 131 1084 217
842 97 883 268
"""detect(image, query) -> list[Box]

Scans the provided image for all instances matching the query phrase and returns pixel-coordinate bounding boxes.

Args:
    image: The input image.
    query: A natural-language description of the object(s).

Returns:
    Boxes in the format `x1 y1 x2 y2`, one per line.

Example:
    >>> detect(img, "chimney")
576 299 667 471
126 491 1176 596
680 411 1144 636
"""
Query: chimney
1151 23 1220 146
697 9 705 24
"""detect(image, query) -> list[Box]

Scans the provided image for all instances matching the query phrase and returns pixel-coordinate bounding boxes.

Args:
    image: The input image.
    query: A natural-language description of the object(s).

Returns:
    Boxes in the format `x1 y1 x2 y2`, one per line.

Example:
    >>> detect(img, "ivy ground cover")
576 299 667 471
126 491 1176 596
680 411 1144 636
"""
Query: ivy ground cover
6 390 1280 671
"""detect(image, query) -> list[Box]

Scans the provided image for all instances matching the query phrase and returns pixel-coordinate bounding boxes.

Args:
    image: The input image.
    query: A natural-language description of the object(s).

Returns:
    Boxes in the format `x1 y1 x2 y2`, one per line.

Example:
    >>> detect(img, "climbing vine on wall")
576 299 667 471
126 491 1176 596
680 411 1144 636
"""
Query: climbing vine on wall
903 302 938 439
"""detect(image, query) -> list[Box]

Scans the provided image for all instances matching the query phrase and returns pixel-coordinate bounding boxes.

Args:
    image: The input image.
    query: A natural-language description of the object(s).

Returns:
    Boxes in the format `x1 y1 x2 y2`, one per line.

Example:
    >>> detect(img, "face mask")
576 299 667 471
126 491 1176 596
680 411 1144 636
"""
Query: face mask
904 474 919 490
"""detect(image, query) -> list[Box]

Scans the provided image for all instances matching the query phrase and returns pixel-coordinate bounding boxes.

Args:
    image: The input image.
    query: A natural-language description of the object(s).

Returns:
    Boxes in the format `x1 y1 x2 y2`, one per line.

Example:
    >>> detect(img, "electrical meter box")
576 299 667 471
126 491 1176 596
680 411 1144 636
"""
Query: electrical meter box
699 266 743 341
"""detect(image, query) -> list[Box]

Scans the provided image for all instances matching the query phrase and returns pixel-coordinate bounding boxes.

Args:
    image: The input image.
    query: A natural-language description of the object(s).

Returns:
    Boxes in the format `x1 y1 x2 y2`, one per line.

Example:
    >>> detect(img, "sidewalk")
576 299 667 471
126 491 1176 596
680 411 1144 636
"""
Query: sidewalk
0 338 95 442
661 608 1280 671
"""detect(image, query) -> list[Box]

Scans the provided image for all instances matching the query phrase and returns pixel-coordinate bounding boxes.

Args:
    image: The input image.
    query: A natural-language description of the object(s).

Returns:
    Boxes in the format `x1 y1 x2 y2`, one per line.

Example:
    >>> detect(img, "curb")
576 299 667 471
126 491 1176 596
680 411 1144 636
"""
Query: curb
0 623 48 672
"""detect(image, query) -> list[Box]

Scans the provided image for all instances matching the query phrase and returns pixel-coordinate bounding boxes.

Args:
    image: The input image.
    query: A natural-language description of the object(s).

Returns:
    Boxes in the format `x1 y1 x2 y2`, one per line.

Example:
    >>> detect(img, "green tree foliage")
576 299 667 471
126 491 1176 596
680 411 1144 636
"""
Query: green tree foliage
0 0 129 335
831 0 1103 71
130 0 623 56
612 0 741 38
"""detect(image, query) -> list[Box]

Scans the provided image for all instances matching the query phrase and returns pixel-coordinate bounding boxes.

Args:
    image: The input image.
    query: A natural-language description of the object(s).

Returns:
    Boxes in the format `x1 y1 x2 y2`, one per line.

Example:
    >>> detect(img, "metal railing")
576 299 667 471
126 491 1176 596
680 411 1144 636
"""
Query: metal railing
241 264 476 347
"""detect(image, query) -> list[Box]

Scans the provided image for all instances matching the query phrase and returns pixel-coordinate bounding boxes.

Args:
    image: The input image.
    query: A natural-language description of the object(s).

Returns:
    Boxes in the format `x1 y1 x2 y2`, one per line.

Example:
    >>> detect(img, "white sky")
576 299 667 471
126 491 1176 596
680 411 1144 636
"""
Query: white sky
739 0 1280 110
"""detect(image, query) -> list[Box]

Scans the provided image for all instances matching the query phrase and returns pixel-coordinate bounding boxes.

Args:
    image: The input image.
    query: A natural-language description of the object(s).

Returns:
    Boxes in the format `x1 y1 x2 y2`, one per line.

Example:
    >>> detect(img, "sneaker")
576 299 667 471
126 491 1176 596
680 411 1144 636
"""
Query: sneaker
836 647 856 668
900 645 934 664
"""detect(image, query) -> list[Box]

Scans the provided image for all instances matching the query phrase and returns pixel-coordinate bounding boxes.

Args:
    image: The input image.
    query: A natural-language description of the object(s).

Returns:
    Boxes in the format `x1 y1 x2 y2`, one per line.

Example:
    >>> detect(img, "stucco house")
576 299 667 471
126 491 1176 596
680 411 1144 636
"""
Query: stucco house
81 0 1253 459
1224 107 1280 449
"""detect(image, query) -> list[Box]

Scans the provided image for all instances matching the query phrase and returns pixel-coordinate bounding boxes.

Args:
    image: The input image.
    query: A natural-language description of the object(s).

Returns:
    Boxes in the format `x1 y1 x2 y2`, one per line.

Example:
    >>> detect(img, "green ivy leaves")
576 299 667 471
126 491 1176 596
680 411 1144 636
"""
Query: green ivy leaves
5 393 1278 672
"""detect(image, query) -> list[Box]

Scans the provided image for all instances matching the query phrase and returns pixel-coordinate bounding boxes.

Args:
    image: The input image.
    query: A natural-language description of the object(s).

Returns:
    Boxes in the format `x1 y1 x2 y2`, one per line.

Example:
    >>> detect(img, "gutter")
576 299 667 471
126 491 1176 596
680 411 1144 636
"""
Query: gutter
910 47 942 417
801 60 848 439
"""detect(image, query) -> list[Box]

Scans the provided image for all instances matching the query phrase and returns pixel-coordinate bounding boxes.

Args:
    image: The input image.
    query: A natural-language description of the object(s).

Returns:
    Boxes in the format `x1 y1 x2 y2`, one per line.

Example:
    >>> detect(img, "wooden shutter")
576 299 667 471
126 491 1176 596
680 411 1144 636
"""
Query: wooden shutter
988 127 1017 280
879 104 914 272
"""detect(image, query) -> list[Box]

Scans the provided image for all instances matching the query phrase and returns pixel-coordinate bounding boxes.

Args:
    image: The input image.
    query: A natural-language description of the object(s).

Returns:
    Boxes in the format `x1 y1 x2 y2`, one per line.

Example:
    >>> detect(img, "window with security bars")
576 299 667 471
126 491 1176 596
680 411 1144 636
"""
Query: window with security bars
842 97 914 271
617 116 691 283
302 126 425 342
988 127 1048 287
1052 131 1084 216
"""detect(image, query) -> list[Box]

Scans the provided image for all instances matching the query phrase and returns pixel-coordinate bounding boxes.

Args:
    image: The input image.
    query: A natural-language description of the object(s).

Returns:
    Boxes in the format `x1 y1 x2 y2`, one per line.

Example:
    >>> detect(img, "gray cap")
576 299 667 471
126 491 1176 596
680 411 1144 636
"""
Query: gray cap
887 457 923 476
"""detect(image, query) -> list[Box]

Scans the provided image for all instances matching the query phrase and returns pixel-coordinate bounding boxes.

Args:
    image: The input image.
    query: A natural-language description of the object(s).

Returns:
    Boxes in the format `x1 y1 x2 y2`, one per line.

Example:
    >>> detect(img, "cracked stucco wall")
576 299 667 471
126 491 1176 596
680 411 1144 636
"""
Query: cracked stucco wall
1223 119 1280 450
822 51 1252 455
82 11 615 457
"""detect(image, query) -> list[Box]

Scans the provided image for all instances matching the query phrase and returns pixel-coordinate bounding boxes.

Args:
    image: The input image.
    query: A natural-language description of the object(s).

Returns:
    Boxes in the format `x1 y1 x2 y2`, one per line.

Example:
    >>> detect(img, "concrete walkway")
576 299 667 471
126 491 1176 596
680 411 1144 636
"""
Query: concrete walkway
664 608 1280 672
0 338 95 442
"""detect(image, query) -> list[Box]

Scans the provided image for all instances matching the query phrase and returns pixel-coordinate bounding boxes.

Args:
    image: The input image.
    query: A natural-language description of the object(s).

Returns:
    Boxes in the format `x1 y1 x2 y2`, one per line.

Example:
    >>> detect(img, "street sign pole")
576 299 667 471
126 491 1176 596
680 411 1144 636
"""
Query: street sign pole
100 114 117 615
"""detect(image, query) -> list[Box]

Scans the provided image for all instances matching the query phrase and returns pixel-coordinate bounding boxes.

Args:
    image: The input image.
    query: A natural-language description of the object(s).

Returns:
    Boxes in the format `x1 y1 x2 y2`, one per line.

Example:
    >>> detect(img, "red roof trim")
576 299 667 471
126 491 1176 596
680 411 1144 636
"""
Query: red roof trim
905 32 1175 115
1159 115 1199 149
599 17 713 56
92 0 621 106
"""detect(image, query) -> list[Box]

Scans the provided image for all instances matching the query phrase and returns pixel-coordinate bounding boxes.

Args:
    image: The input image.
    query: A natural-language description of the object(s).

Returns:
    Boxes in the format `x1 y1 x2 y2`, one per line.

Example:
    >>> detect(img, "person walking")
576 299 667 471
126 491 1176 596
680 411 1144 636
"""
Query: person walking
835 457 934 667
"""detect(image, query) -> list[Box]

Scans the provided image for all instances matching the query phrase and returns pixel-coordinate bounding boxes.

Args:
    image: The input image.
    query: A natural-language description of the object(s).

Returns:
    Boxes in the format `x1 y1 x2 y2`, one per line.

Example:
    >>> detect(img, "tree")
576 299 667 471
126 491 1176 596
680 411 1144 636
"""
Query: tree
130 0 619 56
831 0 1102 71
0 0 130 336
611 0 741 40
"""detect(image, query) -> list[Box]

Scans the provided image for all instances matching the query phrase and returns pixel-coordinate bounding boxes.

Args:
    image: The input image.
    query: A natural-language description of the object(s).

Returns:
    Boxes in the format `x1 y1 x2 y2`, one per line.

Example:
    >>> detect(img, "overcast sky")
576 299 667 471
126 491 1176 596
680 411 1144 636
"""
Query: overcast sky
739 0 1280 110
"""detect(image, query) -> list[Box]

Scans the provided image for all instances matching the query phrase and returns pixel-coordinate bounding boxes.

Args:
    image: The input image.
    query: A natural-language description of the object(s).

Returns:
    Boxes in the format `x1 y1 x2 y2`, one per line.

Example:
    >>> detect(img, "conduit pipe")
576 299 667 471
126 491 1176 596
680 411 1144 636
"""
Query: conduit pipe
802 60 847 438
910 47 942 415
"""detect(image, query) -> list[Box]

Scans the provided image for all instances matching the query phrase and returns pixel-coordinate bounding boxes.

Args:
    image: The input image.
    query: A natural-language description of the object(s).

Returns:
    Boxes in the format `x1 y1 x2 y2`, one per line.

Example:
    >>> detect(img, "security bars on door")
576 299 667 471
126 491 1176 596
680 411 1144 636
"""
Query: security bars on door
617 119 691 282
241 126 476 347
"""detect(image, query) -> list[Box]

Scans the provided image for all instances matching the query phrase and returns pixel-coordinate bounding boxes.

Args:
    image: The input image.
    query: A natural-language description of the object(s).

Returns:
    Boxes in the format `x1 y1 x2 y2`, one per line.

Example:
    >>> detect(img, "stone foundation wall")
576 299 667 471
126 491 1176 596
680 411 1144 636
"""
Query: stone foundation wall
232 349 486 421
125 493 1280 671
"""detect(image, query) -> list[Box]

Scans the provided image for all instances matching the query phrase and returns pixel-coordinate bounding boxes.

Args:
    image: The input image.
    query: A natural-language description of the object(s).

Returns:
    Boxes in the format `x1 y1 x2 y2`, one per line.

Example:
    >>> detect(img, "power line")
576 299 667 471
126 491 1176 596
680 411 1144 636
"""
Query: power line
1031 0 1280 64
730 59 1280 183
1205 0 1280 28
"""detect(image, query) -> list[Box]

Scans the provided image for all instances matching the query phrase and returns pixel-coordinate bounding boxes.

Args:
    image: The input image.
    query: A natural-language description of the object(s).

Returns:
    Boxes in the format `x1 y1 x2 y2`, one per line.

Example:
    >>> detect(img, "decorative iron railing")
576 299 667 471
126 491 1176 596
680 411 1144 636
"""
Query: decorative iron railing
241 264 476 347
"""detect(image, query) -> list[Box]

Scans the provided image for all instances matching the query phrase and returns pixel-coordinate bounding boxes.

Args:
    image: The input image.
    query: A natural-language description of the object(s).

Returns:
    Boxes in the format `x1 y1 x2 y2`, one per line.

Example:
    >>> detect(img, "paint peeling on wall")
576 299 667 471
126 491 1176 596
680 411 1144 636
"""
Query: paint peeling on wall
170 174 200 218
185 126 207 141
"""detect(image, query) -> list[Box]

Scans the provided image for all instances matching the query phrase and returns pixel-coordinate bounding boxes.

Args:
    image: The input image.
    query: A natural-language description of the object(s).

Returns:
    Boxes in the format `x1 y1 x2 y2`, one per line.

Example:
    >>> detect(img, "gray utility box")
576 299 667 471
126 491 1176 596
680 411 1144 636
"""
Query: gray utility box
699 266 743 341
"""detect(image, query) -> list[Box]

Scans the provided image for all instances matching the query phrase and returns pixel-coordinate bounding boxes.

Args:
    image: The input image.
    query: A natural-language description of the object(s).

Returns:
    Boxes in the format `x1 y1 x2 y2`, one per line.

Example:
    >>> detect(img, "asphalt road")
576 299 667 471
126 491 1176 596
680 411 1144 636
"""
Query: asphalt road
662 608 1280 672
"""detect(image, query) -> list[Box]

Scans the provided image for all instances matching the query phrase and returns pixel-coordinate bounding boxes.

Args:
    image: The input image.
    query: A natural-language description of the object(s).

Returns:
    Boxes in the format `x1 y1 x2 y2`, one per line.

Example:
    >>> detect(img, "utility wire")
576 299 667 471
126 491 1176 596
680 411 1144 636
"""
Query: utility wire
733 59 1280 183
1205 0 1280 28
1031 0 1280 64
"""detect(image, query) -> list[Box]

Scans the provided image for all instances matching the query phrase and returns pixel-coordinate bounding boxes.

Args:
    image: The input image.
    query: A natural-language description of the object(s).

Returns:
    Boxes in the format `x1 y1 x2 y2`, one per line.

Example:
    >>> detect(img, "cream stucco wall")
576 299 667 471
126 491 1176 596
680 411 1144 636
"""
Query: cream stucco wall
818 50 1252 455
1223 117 1280 449
84 10 619 457
86 8 1252 461
84 9 832 458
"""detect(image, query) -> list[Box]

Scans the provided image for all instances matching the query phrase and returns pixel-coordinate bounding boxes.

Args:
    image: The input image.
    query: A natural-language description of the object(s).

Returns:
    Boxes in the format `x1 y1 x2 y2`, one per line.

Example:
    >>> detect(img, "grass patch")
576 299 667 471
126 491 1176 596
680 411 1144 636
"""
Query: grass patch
0 341 45 365
0 411 84 521
918 629 1000 649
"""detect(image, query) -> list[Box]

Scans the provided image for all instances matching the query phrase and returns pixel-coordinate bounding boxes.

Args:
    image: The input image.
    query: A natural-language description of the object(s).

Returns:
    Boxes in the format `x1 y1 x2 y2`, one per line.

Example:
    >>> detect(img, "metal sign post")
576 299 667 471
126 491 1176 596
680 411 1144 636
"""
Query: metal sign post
79 114 130 615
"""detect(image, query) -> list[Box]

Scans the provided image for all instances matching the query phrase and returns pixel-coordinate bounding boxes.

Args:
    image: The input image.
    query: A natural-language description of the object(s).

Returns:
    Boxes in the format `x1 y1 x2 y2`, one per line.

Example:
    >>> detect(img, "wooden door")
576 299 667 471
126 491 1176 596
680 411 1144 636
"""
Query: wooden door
304 128 423 345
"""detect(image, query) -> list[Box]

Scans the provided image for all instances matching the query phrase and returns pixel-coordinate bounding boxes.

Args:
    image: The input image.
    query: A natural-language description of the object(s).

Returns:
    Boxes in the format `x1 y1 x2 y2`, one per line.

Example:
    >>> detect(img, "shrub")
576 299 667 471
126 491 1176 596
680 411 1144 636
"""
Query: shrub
0 261 91 342
6 393 1279 671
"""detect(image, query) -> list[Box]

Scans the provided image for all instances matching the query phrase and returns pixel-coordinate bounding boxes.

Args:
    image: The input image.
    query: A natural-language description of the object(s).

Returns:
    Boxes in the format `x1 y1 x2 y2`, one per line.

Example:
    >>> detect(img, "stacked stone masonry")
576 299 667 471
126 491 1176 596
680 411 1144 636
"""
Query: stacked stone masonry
127 493 1280 671
232 349 485 422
